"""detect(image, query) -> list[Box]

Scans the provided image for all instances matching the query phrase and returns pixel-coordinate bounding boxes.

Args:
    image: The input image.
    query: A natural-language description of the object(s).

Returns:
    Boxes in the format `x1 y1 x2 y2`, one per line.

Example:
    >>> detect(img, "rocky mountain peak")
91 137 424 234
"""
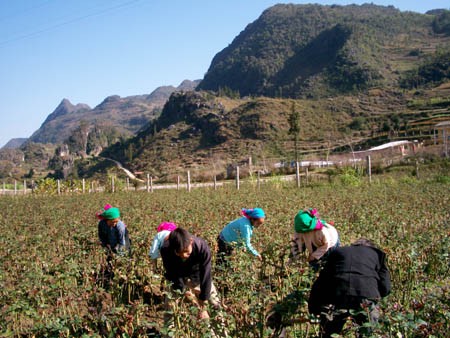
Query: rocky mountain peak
42 98 91 125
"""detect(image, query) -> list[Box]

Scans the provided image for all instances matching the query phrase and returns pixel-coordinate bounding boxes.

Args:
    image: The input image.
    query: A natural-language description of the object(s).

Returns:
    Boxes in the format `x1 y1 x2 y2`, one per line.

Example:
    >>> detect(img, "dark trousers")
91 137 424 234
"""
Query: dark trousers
216 235 234 267
319 298 380 337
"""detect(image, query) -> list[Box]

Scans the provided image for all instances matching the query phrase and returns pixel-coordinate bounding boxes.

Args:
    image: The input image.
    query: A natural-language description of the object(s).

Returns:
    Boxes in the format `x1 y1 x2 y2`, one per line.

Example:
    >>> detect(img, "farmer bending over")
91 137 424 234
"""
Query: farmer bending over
308 238 391 337
149 222 177 270
217 207 265 266
289 208 339 270
97 204 131 256
160 227 221 320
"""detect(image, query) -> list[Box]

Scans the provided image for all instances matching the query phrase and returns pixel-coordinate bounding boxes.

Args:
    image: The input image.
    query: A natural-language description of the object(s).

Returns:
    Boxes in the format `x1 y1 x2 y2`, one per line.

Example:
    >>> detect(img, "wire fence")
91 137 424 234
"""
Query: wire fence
1 155 407 195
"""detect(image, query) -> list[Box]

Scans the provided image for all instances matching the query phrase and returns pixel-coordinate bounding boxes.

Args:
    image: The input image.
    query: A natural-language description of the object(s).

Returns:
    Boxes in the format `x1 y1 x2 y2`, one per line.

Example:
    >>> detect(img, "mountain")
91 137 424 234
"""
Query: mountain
102 90 355 177
5 4 450 181
96 4 450 179
197 4 448 98
2 138 27 149
41 98 91 125
28 80 200 145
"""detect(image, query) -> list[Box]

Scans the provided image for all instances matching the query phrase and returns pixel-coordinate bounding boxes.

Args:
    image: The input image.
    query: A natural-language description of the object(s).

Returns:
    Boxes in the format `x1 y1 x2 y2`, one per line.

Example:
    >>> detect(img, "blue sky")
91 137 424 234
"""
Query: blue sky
0 0 448 147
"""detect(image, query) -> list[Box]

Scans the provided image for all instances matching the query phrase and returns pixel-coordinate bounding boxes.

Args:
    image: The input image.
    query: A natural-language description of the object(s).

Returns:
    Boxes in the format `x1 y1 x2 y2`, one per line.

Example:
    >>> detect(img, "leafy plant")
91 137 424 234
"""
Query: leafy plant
0 168 449 336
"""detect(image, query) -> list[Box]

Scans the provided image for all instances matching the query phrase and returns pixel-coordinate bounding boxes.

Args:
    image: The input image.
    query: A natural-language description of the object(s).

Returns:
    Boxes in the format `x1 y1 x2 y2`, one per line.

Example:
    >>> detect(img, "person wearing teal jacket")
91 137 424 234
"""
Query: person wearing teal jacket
217 208 265 265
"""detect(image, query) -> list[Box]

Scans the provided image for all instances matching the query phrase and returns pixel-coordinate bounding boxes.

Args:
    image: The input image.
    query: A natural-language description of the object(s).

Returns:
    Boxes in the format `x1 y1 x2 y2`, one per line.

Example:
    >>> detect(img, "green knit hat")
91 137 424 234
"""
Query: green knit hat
294 210 317 233
101 207 120 220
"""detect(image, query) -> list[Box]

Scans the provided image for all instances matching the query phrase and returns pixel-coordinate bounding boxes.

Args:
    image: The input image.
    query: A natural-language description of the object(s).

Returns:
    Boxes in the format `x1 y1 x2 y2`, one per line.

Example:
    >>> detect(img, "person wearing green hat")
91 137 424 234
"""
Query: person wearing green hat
97 204 131 256
289 208 339 270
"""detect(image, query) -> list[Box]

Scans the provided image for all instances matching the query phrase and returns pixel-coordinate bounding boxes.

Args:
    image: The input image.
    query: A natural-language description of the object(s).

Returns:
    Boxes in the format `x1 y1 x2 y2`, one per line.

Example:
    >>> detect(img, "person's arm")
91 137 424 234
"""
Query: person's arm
241 223 260 257
198 239 212 302
289 233 305 263
310 231 328 261
98 221 108 247
149 233 162 260
116 221 126 245
161 248 185 292
378 253 391 297
308 253 334 315
114 221 128 253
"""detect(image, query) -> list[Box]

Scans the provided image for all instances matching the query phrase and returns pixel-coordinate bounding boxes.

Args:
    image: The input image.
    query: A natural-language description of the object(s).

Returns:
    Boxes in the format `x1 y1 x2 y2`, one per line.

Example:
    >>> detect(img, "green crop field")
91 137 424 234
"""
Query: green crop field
0 163 449 337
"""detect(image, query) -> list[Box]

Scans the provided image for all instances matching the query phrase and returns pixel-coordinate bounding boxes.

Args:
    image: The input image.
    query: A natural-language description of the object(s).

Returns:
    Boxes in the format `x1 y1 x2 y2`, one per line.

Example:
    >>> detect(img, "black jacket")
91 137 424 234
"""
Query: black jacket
160 236 212 301
308 244 391 314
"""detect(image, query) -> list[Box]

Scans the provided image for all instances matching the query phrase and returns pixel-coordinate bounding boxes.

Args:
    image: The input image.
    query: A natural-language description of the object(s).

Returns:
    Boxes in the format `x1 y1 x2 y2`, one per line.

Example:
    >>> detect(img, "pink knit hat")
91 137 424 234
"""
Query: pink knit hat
309 208 325 230
157 222 177 232
96 204 113 220
315 219 324 230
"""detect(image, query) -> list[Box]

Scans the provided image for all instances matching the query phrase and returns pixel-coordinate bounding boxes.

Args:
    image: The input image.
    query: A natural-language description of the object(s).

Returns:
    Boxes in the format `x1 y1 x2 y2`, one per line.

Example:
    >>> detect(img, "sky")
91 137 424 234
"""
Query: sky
1 0 449 148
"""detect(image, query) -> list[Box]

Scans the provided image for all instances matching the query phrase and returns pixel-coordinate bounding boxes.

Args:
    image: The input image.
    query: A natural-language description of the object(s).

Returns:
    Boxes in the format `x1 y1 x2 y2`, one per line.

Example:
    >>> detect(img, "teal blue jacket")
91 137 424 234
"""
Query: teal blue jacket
220 217 259 256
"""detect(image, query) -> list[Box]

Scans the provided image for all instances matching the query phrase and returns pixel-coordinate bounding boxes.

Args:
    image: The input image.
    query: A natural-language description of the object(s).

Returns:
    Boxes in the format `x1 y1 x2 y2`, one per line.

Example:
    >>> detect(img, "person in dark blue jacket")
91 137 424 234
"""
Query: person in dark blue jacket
97 204 131 256
308 238 391 337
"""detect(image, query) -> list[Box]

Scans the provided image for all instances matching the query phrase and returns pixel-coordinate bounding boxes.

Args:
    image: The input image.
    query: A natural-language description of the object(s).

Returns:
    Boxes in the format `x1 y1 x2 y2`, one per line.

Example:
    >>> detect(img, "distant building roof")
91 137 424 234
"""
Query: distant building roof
435 120 450 128
368 140 412 151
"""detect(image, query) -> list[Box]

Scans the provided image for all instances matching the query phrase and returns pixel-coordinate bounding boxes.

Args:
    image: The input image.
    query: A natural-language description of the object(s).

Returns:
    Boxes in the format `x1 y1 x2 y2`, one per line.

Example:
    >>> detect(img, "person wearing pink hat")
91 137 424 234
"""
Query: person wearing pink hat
289 208 339 270
149 222 177 269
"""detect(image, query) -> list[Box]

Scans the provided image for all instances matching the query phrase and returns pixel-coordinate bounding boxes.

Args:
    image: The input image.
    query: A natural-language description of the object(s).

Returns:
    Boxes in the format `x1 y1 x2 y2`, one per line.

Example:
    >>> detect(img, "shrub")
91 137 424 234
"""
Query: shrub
337 167 361 186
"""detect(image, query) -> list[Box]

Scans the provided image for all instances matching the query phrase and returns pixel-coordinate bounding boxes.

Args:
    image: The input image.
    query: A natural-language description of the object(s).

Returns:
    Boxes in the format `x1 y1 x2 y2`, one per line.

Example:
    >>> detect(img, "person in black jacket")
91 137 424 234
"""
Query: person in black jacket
160 227 220 320
308 238 391 337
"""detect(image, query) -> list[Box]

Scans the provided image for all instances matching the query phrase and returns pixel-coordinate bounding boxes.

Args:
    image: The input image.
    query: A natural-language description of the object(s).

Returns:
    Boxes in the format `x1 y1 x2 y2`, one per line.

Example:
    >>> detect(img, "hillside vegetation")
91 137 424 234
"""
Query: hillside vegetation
197 4 448 98
2 5 450 181
98 82 448 181
93 4 450 180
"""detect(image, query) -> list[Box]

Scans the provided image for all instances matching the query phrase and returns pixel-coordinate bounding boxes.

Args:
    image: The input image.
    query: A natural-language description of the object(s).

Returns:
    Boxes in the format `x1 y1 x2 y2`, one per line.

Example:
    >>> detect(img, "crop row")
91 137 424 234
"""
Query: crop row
0 168 449 337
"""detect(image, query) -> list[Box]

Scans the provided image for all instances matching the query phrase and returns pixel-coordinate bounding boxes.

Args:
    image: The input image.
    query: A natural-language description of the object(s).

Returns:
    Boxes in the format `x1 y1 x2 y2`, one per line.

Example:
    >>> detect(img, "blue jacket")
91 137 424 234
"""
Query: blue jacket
220 216 259 256
98 219 130 253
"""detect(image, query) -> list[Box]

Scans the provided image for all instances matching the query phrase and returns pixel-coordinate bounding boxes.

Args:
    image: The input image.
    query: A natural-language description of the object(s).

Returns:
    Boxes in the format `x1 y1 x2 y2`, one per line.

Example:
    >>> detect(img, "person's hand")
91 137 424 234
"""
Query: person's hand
185 290 198 305
197 300 209 320
257 254 263 261
198 309 210 320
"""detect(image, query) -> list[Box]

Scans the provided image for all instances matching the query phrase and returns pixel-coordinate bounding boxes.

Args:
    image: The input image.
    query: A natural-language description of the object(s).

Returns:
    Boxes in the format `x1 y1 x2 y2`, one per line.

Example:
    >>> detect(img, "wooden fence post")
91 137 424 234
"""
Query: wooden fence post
187 171 191 192
366 155 372 184
150 176 153 192
23 180 26 195
444 129 448 157
177 175 180 190
111 176 115 193
57 180 61 195
31 180 34 193
14 180 17 195
126 178 130 191
296 162 300 188
214 175 217 190
236 166 240 190
147 174 150 192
